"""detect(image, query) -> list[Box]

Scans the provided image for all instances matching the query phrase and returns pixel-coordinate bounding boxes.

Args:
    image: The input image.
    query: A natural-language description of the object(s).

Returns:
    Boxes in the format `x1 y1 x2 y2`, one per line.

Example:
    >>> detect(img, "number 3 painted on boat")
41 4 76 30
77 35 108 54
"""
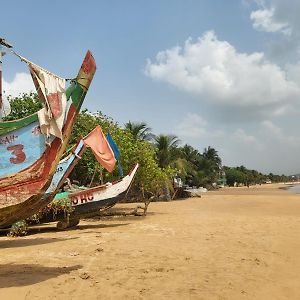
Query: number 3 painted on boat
7 144 26 164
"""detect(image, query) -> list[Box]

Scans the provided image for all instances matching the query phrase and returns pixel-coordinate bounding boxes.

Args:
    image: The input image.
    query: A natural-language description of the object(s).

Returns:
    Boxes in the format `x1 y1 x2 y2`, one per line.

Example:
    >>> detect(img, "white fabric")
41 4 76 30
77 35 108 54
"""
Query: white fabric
30 64 66 140
0 96 11 120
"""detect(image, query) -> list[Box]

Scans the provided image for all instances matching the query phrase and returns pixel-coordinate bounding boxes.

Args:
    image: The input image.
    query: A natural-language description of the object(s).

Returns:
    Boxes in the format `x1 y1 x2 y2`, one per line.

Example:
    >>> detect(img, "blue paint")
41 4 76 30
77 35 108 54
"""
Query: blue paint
46 139 85 193
107 132 123 177
0 121 48 178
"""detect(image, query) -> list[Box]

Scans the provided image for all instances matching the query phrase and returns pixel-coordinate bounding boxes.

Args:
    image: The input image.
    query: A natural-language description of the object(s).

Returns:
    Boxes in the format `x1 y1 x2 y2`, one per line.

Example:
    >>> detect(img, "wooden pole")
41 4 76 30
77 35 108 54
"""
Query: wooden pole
89 164 99 187
0 46 3 109
0 38 13 110
99 166 103 184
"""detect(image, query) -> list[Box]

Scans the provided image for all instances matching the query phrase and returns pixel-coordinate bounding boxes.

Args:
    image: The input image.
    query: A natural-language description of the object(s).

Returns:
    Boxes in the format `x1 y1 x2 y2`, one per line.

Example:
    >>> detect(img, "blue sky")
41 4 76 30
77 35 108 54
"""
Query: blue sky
2 0 300 174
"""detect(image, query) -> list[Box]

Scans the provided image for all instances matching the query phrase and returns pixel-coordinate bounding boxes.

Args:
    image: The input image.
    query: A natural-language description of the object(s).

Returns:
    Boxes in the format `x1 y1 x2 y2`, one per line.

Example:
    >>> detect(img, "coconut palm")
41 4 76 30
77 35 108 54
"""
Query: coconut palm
202 146 221 170
201 146 222 183
124 121 154 141
180 144 202 166
154 134 180 168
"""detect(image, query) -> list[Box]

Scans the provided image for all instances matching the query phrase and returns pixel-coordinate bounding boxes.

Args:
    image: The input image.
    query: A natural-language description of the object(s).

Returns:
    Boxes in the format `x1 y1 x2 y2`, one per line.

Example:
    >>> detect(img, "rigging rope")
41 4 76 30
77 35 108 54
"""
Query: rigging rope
10 50 72 81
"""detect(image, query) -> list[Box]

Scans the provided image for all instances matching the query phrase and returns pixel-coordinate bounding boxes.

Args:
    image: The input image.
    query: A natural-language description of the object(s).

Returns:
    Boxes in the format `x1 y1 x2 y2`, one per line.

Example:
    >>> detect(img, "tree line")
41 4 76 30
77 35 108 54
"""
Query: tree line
4 93 295 197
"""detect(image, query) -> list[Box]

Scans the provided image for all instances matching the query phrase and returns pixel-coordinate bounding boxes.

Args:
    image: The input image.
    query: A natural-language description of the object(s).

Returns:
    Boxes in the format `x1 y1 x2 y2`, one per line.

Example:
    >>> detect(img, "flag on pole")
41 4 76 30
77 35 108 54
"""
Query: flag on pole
84 126 116 172
107 132 124 177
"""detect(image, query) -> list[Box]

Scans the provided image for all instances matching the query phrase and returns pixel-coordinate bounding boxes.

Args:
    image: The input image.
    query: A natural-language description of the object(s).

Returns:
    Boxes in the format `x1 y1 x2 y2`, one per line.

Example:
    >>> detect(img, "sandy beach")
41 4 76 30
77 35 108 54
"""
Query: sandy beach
1 184 300 299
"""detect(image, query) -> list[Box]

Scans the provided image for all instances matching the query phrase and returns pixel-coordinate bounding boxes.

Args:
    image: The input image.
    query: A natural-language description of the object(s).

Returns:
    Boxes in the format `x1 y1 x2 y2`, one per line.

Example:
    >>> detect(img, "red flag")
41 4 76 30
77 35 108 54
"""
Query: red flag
84 126 116 172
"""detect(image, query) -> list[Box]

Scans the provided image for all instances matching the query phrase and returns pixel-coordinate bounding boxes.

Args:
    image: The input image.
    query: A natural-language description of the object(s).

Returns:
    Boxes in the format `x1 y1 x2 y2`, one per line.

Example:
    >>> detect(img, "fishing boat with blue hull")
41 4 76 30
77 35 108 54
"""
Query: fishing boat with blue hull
0 42 96 228
37 163 139 229
46 139 86 195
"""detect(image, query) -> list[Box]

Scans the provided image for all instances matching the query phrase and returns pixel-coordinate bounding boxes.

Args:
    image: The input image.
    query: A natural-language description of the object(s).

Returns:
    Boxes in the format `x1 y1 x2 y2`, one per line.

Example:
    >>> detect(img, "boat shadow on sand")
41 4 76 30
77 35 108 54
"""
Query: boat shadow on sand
29 221 130 233
0 237 78 248
0 263 81 288
0 221 132 237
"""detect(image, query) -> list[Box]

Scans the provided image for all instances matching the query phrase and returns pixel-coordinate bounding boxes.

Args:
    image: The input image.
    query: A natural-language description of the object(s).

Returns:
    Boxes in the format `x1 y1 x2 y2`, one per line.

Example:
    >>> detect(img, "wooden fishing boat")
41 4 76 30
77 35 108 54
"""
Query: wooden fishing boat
45 139 86 195
38 163 139 229
0 49 96 228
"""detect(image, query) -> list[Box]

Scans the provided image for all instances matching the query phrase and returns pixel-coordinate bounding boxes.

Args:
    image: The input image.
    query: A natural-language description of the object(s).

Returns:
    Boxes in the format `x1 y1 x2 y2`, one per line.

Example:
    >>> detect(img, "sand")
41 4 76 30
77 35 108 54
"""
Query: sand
1 184 300 299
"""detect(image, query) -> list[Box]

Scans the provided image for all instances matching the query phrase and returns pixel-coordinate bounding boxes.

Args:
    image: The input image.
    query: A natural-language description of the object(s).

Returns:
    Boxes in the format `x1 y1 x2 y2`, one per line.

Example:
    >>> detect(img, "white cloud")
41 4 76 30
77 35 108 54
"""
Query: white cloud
249 0 300 64
145 31 300 119
174 112 227 161
221 128 265 155
250 0 300 38
233 128 259 145
174 117 300 173
144 3 300 174
286 61 300 85
3 73 34 98
250 7 291 35
261 120 300 146
176 112 207 138
261 120 282 135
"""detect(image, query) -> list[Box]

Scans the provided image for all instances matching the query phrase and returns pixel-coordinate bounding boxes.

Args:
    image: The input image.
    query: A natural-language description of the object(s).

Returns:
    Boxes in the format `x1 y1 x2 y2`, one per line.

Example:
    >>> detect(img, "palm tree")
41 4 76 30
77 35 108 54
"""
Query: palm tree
175 144 203 185
202 146 222 182
180 144 202 166
154 134 180 168
202 146 222 170
124 121 154 141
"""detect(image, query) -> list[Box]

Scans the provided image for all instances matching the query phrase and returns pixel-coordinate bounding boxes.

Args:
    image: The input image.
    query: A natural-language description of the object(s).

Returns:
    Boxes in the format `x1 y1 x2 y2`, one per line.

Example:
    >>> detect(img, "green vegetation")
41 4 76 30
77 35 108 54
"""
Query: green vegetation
4 93 293 197
68 110 173 194
3 93 42 121
8 220 28 237
224 166 294 186
154 134 180 168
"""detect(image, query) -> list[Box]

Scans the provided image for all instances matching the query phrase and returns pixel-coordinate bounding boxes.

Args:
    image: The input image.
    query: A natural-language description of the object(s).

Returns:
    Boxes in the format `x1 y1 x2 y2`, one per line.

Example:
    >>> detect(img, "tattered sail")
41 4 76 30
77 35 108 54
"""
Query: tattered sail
29 64 67 139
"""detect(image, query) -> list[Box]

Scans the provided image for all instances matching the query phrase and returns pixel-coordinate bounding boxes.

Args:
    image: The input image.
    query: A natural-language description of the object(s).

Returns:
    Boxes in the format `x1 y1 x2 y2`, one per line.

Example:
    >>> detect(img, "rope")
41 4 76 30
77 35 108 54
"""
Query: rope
11 50 67 81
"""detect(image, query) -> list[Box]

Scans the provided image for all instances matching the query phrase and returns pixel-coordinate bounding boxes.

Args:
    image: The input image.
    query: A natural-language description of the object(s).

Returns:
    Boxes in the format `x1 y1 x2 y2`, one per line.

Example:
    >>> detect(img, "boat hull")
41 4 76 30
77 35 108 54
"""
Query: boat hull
0 51 96 228
38 163 139 224
46 139 86 194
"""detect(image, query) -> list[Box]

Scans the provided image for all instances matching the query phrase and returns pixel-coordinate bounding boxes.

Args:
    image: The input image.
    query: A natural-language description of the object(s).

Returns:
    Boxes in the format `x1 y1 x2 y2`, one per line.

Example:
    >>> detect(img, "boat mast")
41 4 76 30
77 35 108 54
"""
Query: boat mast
0 44 3 109
0 38 13 109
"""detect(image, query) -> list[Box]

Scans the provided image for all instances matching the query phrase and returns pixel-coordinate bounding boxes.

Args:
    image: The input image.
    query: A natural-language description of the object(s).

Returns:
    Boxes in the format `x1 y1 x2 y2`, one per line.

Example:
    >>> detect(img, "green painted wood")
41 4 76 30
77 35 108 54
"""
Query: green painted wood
0 80 84 136
0 113 38 135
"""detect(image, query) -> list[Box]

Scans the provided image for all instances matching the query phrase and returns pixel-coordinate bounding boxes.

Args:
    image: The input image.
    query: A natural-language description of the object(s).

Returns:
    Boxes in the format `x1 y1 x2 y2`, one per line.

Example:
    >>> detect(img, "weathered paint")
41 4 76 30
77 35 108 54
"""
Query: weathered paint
0 51 96 228
56 163 139 208
0 113 38 136
40 163 139 223
0 121 48 178
46 139 86 193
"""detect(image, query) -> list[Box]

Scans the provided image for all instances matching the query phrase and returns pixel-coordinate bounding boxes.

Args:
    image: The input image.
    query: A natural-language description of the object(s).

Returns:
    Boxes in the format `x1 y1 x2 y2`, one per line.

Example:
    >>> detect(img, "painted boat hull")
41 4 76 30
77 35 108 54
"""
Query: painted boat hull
39 163 139 224
0 51 96 228
46 139 86 194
